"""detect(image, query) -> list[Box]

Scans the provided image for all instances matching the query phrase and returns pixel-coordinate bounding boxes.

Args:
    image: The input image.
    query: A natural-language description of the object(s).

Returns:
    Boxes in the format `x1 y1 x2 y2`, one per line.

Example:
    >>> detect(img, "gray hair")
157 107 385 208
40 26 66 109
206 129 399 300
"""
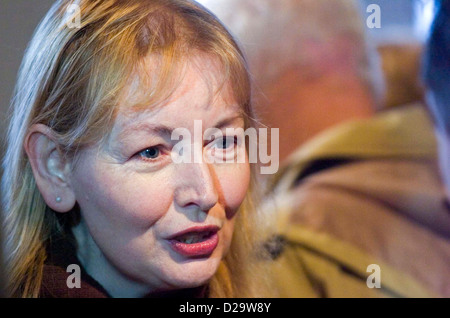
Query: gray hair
200 0 385 105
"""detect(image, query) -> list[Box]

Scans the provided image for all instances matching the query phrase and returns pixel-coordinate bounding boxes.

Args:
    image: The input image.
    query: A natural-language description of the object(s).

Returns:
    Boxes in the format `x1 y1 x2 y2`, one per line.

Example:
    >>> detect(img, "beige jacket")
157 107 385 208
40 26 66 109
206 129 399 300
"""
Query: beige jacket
269 104 450 297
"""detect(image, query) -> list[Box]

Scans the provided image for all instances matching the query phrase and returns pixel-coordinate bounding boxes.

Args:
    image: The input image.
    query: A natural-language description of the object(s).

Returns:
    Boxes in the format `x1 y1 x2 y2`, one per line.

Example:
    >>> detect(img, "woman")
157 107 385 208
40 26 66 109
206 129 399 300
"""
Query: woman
2 0 273 298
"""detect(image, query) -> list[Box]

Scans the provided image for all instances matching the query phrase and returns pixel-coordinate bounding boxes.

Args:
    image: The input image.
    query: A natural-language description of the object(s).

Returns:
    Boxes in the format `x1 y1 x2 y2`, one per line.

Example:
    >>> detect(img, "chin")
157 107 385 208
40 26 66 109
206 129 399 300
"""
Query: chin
162 255 223 290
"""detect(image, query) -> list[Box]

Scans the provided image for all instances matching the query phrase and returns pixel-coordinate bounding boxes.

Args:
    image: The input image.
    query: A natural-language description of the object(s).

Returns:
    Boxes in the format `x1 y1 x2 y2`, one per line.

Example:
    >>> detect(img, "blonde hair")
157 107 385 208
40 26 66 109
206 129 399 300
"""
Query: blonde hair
2 0 273 298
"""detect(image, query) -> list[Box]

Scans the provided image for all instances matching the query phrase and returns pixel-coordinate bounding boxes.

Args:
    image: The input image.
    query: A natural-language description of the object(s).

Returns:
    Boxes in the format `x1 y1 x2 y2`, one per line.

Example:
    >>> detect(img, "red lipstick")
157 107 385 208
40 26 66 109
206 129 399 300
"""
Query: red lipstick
168 226 219 257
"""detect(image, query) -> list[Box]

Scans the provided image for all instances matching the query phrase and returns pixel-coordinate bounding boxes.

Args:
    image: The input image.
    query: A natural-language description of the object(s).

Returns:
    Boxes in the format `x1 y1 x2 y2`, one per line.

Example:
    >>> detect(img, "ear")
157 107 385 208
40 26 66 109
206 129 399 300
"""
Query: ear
24 124 76 213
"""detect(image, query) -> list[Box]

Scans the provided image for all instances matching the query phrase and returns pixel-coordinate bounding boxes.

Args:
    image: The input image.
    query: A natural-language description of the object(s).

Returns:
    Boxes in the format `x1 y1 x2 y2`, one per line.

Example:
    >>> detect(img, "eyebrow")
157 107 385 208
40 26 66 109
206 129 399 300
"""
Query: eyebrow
214 115 245 129
118 114 245 140
120 122 173 139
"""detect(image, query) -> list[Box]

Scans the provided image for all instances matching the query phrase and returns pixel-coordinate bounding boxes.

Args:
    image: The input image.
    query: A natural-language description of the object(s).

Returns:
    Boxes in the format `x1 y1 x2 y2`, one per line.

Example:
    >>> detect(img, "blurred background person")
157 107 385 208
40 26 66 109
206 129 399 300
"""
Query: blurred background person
378 43 424 109
0 215 3 297
201 0 449 297
203 0 383 163
423 0 450 203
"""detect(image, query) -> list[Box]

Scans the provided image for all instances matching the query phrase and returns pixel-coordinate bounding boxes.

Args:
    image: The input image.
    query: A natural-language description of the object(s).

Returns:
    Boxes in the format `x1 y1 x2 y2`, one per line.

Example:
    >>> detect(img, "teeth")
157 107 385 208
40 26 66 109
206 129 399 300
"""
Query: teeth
177 232 211 244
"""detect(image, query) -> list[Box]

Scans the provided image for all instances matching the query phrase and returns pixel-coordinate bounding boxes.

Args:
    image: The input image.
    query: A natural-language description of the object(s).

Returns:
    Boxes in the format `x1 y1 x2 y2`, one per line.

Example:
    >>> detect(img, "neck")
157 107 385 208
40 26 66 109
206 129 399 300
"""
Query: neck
72 219 151 298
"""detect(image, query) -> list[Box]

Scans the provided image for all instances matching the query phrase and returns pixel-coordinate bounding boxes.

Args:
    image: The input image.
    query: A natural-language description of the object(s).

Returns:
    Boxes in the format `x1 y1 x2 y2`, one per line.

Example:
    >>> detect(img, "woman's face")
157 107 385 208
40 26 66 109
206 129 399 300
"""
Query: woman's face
69 57 250 297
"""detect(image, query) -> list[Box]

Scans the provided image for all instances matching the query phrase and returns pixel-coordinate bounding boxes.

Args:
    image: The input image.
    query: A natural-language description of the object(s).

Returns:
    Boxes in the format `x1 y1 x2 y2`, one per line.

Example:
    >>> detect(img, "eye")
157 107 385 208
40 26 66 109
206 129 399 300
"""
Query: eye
138 147 160 160
205 135 240 163
216 136 237 149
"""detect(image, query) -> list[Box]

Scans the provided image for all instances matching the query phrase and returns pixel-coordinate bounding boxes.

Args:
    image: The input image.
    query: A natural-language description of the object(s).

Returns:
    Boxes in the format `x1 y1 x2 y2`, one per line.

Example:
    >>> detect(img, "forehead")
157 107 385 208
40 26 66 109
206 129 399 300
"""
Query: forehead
122 53 238 111
112 55 242 134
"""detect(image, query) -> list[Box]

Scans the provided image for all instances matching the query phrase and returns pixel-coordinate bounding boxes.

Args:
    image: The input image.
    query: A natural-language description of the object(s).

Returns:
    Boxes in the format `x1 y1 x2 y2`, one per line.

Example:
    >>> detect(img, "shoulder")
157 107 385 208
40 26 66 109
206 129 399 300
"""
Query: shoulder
40 236 110 298
40 263 109 298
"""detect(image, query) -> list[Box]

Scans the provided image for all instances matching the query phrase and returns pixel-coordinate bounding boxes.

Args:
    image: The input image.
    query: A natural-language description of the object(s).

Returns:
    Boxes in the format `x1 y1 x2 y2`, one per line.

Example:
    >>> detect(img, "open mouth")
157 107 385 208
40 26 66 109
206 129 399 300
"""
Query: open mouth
168 226 220 257
174 231 216 244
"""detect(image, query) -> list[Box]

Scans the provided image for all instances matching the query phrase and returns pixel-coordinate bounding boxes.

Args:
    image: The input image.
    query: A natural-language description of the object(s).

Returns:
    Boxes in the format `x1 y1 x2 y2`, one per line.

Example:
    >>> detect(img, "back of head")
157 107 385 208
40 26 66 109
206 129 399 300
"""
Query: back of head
200 0 383 101
423 0 450 132
201 0 383 161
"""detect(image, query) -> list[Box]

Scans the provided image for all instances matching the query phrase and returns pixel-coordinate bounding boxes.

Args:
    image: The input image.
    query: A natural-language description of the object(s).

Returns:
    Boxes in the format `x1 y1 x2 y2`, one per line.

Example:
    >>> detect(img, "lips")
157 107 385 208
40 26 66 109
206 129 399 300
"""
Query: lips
168 226 219 257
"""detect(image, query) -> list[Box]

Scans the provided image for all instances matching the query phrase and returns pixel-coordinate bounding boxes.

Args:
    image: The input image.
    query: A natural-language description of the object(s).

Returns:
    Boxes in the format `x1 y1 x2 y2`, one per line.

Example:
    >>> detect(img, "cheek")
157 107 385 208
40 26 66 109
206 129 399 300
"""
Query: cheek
72 161 172 230
221 217 237 253
218 162 251 215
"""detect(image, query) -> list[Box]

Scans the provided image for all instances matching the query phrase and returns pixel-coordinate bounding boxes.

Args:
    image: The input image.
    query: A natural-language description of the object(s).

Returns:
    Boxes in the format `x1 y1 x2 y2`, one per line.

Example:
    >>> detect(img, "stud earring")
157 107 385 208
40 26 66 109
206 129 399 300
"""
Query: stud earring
56 196 62 203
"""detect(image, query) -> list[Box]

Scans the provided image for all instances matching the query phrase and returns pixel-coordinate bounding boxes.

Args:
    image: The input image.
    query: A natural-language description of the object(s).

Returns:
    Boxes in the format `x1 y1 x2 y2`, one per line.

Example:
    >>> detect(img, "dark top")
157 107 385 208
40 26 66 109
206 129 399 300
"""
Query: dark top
40 235 208 298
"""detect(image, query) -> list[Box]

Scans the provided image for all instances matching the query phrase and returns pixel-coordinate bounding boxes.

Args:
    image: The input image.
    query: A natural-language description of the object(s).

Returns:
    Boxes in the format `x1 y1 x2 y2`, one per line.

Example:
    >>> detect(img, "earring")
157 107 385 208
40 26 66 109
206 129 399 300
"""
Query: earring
56 196 62 203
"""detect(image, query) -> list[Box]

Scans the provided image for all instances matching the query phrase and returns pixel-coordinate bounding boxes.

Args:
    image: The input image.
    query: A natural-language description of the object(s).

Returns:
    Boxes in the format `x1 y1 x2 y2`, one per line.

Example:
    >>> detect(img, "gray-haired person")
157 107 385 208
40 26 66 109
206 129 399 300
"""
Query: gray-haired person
202 0 449 297
423 0 450 202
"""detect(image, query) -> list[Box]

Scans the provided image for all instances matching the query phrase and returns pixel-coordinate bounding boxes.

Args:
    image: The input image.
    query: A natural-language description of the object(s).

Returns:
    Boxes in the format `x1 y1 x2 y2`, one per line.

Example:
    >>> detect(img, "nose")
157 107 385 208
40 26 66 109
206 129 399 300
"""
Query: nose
174 162 219 212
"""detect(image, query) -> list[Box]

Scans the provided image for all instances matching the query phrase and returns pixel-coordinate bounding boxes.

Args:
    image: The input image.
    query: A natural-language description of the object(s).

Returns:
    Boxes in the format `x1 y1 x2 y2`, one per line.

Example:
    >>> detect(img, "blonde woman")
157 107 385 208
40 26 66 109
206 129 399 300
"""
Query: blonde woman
2 0 273 298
